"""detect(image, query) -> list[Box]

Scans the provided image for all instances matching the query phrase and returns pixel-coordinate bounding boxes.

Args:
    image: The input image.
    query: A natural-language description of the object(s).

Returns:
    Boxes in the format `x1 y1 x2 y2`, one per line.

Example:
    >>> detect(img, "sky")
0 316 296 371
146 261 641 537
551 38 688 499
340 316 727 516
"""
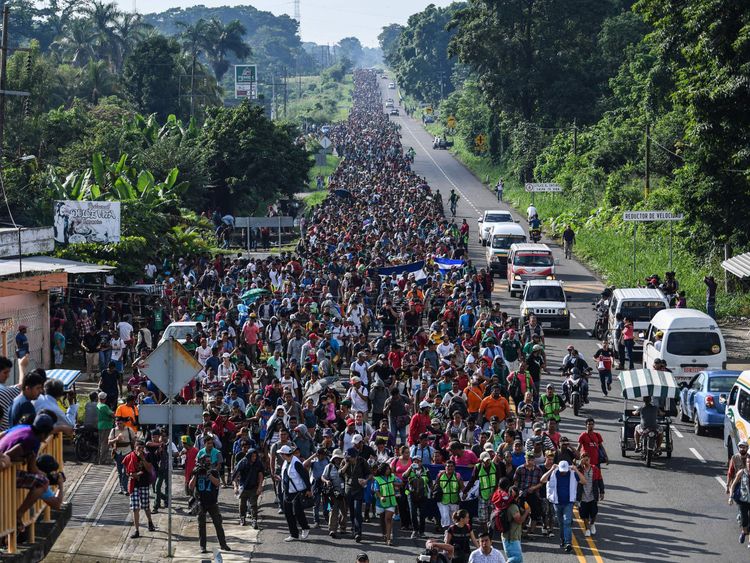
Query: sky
128 0 456 47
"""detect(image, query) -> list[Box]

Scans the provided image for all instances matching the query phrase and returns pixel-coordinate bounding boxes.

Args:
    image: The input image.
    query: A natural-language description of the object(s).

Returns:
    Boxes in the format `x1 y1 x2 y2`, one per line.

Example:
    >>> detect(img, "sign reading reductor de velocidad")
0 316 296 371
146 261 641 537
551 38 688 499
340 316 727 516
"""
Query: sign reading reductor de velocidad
622 211 685 222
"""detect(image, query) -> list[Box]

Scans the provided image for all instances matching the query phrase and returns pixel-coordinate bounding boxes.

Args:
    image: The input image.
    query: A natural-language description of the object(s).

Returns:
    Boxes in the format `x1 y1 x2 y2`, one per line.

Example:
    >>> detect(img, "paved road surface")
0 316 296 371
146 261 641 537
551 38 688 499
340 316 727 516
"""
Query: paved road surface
253 80 743 562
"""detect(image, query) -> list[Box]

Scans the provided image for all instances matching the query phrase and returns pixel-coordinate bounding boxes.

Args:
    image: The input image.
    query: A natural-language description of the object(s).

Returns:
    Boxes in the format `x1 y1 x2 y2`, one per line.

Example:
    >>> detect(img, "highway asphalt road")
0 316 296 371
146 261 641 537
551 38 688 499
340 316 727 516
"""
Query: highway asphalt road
252 82 740 563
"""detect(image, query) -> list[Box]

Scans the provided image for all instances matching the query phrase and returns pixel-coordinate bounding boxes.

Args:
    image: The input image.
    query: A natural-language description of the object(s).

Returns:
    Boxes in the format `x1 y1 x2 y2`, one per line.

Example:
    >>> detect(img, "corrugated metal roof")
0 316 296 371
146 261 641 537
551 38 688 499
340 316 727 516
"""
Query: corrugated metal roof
0 256 115 277
722 252 750 280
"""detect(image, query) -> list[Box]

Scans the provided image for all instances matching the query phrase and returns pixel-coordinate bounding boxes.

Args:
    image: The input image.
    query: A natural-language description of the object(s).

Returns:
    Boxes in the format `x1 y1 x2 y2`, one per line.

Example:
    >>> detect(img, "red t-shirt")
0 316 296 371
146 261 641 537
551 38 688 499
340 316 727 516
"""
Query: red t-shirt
578 430 604 465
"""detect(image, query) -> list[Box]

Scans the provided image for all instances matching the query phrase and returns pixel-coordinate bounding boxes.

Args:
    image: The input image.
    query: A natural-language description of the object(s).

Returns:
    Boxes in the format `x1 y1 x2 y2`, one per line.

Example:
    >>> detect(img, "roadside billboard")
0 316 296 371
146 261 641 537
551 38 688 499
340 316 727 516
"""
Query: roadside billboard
53 201 121 244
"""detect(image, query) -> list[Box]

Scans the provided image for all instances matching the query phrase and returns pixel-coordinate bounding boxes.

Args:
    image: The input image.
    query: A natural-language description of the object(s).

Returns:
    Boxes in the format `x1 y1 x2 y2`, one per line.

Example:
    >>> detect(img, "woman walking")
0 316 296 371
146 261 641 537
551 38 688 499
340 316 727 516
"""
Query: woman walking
373 462 398 545
577 453 605 536
729 455 750 546
444 508 479 563
434 460 464 531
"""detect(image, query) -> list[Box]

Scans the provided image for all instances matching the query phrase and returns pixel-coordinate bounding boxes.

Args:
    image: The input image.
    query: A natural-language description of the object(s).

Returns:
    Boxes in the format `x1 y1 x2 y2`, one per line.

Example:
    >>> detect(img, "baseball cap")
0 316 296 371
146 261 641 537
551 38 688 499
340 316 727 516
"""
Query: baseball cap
346 447 359 458
33 414 54 434
483 442 494 452
532 344 544 351
558 460 571 472
222 352 231 358
352 434 363 445
278 444 294 455
480 452 491 462
419 400 431 409
525 451 535 459
533 422 544 431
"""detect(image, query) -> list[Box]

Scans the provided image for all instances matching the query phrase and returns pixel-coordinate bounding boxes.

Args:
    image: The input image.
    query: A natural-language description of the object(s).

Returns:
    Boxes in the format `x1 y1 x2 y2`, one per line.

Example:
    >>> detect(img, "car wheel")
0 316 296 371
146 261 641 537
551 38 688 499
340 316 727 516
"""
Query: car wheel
679 402 689 422
693 414 704 436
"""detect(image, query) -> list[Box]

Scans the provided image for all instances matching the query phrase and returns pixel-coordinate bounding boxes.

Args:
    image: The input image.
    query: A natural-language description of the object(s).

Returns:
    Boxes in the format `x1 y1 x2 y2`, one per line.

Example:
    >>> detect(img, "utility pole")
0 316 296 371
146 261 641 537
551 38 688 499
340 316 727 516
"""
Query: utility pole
0 5 9 158
298 73 302 100
573 118 578 157
645 122 651 198
271 72 276 119
283 67 288 119
189 53 197 119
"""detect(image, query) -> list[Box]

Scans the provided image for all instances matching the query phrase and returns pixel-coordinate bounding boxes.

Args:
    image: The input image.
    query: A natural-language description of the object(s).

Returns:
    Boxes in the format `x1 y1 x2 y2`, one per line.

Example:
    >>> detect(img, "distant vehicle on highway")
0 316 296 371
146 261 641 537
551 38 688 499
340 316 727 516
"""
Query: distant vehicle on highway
486 223 527 277
423 115 435 124
385 100 394 108
389 108 400 116
320 125 331 135
388 82 396 89
433 137 454 150
520 279 569 332
506 243 555 297
478 209 514 246
381 74 388 79
724 370 750 458
607 288 669 352
678 370 739 435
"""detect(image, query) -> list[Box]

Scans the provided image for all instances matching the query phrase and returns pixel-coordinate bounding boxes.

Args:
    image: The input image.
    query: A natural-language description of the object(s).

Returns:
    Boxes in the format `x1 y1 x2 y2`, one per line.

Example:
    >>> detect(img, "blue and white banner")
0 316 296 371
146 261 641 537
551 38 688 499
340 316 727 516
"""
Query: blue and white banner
378 260 427 282
435 257 464 274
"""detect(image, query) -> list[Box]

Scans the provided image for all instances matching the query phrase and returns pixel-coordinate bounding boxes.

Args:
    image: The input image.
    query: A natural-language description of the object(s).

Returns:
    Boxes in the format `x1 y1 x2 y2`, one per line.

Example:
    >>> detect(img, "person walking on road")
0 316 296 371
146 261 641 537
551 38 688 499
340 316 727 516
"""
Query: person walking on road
562 225 575 259
540 460 586 553
278 443 313 542
341 447 371 543
189 456 231 553
577 453 604 537
495 179 504 202
124 440 156 538
622 316 635 370
231 444 265 528
729 454 750 546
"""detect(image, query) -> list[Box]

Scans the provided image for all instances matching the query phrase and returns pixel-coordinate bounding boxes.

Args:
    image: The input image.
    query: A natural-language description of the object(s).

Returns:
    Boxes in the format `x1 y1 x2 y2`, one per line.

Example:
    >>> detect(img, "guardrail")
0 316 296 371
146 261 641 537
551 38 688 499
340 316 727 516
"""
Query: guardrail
0 431 64 554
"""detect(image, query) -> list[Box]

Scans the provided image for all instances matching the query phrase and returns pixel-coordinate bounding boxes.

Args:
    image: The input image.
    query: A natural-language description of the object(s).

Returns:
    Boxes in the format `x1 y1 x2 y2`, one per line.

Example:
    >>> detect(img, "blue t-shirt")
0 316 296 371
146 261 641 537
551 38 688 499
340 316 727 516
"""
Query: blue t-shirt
555 471 579 504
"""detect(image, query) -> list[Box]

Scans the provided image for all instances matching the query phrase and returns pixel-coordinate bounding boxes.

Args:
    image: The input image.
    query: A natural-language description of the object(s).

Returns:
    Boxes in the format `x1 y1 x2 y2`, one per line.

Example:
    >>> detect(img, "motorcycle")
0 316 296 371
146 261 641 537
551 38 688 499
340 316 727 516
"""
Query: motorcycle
642 428 660 467
591 300 609 340
562 367 591 417
74 425 99 462
530 228 542 243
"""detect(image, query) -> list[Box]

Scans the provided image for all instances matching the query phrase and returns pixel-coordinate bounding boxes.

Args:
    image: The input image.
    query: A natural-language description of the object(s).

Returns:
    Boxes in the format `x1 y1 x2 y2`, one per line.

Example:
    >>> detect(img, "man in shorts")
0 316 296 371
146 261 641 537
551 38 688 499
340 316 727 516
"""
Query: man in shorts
124 440 156 538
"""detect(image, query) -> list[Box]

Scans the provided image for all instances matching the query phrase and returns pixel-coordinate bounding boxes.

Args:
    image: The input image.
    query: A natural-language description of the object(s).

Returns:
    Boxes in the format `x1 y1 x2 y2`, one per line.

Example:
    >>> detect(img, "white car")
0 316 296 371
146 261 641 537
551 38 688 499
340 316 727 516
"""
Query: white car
477 209 514 245
385 100 394 108
158 321 199 346
388 82 396 89
520 280 569 332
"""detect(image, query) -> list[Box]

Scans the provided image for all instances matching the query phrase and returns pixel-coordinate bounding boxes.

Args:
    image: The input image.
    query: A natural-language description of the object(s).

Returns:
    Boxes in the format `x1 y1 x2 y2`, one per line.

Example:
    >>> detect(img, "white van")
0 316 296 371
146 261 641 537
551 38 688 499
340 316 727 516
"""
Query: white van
724 371 750 458
506 243 555 297
486 223 527 276
642 309 726 383
608 288 669 352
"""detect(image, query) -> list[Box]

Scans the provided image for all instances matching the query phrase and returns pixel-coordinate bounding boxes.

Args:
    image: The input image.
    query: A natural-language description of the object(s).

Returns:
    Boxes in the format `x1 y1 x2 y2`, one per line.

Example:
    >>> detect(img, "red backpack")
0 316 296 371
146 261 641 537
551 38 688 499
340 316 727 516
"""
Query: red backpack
490 489 513 532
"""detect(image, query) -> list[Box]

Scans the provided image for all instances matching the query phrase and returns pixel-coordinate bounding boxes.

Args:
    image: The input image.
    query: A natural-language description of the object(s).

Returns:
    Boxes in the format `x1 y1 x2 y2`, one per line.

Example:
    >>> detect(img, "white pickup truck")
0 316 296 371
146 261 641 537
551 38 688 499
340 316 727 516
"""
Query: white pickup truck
478 209 514 246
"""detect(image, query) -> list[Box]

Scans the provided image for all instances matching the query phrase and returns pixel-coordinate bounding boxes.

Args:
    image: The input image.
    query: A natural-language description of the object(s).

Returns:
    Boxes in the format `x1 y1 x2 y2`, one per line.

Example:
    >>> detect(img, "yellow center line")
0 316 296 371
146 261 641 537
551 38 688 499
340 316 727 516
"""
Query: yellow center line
571 531 588 563
574 505 605 563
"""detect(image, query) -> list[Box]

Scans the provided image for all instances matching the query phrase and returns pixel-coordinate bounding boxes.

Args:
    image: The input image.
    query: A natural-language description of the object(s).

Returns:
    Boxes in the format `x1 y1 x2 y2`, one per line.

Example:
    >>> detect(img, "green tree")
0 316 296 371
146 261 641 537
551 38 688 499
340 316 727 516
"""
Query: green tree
202 101 312 213
338 37 363 66
378 23 403 66
202 18 251 81
122 35 180 120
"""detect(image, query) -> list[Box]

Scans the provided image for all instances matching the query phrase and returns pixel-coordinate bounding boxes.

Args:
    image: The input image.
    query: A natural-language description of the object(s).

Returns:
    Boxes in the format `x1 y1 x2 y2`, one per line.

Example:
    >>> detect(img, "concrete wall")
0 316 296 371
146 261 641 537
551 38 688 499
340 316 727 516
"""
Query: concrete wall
0 227 54 258
0 290 50 385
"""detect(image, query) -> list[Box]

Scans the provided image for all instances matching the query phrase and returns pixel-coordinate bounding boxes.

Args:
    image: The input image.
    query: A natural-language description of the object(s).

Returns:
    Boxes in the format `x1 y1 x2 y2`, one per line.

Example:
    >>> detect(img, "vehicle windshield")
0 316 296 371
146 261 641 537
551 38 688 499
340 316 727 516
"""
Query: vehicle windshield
163 325 196 341
514 253 553 267
620 300 667 323
492 235 526 249
665 332 722 356
485 214 512 223
525 286 565 302
708 376 736 392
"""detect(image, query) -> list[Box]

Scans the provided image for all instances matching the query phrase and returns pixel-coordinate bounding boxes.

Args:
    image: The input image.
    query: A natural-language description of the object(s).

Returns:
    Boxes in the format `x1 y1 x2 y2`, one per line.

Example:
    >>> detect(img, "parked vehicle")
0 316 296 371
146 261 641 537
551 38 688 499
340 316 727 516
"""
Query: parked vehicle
485 223 527 276
641 309 726 384
389 108 400 116
520 279 569 332
477 209 514 246
678 370 739 435
608 288 669 352
506 243 555 297
433 137 454 149
723 371 750 459
158 321 199 346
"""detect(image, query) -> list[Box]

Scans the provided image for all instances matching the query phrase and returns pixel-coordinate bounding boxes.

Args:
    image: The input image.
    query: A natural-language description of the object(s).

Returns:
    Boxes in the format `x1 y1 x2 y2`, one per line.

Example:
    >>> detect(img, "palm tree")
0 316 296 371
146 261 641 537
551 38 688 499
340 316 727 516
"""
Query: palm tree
176 19 209 61
51 18 97 67
79 59 117 103
201 18 251 82
112 12 151 71
81 0 121 68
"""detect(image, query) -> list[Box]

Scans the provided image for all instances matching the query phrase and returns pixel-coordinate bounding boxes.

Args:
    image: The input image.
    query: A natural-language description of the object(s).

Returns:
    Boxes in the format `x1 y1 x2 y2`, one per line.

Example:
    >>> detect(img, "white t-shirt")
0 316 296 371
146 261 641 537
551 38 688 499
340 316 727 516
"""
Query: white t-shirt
437 342 455 358
468 547 506 563
110 338 124 361
145 263 157 278
346 385 369 413
196 345 213 366
118 321 134 342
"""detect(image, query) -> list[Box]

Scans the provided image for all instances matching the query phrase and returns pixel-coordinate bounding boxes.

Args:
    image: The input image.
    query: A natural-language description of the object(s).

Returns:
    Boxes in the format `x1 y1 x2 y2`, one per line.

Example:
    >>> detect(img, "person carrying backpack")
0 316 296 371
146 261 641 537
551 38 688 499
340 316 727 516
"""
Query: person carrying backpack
491 480 528 563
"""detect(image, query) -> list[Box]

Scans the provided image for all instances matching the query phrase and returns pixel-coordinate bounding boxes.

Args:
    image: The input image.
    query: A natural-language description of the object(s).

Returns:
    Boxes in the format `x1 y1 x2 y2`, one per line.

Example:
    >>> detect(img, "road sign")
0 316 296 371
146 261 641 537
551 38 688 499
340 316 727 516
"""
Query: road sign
320 136 332 149
475 134 487 147
235 216 295 229
446 116 457 128
425 107 433 115
138 404 204 426
622 211 684 222
525 183 562 192
234 64 257 99
139 339 201 397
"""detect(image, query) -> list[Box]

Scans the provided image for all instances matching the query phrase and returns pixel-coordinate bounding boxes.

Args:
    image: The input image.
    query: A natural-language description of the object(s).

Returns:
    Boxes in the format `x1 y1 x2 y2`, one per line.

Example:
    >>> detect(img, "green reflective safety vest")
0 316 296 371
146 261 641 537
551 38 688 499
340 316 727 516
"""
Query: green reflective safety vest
478 464 497 501
541 394 563 421
375 475 397 508
438 472 460 505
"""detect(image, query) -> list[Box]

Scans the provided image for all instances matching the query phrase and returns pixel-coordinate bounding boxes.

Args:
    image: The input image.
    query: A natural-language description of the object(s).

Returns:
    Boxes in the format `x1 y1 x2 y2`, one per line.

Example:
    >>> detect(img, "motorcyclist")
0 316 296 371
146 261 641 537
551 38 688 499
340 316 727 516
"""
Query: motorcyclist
562 367 589 404
560 347 590 375
526 204 538 224
633 396 664 452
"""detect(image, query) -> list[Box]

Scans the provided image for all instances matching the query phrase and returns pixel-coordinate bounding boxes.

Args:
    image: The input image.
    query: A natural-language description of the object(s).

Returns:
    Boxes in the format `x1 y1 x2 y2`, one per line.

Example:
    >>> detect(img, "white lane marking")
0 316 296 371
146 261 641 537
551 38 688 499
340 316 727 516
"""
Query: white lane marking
570 312 577 319
399 116 480 214
578 322 586 329
715 476 727 489
672 427 684 438
689 447 706 463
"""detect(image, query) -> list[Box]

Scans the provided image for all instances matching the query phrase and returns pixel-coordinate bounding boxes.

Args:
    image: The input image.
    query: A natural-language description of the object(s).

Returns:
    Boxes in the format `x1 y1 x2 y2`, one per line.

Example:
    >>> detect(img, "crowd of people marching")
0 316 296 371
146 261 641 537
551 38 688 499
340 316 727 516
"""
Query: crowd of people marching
0 69 610 562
